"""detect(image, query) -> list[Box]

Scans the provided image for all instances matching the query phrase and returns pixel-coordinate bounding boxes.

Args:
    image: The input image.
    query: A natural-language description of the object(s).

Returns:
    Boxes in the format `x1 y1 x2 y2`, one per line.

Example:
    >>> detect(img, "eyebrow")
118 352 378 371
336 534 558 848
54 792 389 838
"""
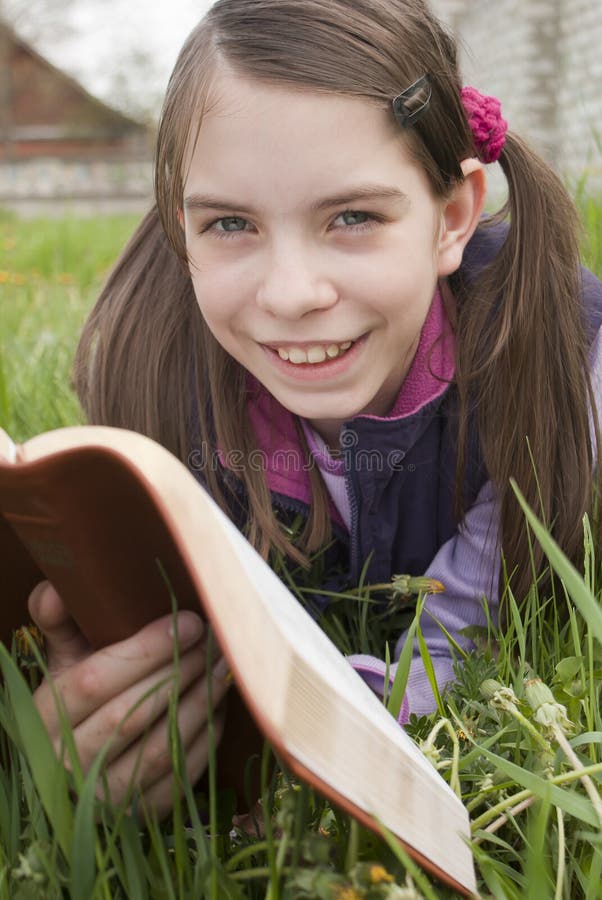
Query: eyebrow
183 184 409 214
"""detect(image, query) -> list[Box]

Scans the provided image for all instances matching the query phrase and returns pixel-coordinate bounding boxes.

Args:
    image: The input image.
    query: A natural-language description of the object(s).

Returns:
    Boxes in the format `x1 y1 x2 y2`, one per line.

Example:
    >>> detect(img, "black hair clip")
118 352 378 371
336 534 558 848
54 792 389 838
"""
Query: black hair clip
392 74 432 127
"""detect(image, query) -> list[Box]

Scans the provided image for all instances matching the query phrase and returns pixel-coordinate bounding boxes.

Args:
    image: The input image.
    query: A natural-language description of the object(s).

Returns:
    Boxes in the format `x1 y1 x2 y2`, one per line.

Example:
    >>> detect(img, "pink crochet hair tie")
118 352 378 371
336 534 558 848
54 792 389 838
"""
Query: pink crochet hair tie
461 86 507 164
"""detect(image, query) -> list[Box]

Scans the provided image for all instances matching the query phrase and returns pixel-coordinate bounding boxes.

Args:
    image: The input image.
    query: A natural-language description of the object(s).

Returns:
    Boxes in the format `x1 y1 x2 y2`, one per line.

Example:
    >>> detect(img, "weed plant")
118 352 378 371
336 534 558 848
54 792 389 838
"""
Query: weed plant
1 211 602 898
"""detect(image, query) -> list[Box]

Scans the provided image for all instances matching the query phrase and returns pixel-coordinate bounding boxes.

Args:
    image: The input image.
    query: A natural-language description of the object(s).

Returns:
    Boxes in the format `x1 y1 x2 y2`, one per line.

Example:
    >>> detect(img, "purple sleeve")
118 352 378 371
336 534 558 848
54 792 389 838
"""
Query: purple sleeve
589 327 602 445
399 479 500 715
348 480 500 720
348 655 411 725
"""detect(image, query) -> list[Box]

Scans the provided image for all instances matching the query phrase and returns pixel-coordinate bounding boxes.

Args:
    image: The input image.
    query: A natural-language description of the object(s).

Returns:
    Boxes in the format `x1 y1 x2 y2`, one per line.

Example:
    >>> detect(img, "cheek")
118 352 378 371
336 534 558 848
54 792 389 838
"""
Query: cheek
363 247 437 310
189 264 246 336
189 267 219 329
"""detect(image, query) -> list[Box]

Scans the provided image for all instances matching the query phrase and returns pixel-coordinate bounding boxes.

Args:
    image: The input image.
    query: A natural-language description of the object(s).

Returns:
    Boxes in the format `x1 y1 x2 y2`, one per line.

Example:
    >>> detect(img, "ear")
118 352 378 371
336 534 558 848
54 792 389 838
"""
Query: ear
177 207 185 230
436 158 487 277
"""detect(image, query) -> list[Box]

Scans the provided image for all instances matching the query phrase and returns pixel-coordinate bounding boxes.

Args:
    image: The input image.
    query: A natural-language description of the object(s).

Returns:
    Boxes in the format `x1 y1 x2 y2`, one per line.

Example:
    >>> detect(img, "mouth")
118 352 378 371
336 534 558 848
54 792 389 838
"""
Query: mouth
262 338 357 366
260 333 369 377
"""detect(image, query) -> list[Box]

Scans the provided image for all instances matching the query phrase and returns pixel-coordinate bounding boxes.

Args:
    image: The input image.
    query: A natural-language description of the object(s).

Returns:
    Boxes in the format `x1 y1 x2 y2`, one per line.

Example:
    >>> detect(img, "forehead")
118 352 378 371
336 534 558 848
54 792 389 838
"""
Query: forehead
184 69 424 197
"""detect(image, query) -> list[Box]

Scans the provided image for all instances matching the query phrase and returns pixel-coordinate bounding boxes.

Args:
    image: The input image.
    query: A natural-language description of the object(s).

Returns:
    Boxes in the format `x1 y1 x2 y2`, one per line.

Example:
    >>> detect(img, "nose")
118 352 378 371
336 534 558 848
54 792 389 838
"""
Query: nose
255 241 338 319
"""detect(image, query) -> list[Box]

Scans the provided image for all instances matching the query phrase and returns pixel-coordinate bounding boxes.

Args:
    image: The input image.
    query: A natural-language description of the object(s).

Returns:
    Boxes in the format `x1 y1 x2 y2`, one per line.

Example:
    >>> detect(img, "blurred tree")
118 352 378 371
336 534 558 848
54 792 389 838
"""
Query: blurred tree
0 0 77 45
96 47 164 121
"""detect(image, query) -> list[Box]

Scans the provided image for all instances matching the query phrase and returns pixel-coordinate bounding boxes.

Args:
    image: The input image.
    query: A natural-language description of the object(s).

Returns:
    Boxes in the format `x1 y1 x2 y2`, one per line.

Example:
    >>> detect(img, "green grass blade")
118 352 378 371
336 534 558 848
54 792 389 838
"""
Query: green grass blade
70 753 107 900
415 621 445 716
524 802 555 900
386 595 427 720
473 742 599 827
118 815 150 900
375 821 441 900
584 844 602 900
382 642 391 707
0 645 73 859
472 844 525 900
386 615 416 720
511 480 602 648
0 350 10 430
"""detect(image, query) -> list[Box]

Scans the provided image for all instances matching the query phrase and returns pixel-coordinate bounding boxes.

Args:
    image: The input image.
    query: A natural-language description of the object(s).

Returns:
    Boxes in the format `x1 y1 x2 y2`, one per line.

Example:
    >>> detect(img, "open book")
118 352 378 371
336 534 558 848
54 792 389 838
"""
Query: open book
0 425 476 895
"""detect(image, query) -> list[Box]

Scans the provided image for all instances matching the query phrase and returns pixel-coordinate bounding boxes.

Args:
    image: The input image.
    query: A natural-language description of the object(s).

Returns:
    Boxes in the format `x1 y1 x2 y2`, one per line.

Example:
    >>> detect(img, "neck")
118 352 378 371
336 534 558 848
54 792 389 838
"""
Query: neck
306 419 344 455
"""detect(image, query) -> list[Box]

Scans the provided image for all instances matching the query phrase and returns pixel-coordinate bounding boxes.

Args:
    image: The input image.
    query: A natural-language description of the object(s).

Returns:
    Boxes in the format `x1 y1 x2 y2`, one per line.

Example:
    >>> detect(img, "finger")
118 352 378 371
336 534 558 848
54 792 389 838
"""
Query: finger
100 666 230 807
133 712 226 822
28 582 91 674
37 611 206 735
71 641 210 768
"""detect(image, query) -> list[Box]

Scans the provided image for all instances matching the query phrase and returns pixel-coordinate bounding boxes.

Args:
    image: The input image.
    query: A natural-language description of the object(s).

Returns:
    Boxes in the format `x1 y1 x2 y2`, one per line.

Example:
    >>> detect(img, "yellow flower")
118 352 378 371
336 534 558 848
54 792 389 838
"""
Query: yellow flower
0 271 9 283
10 273 25 285
369 865 394 884
334 888 362 900
57 273 74 284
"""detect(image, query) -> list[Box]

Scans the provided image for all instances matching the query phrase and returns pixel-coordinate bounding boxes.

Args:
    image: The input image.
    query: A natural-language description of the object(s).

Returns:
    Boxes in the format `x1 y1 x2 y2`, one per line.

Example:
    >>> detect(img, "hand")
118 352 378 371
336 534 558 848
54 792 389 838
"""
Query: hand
27 581 229 819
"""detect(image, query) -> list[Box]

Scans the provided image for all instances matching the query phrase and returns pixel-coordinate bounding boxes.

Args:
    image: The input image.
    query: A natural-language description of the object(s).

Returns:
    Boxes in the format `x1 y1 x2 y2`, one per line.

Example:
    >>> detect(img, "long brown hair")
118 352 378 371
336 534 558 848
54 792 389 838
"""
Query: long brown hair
75 0 600 596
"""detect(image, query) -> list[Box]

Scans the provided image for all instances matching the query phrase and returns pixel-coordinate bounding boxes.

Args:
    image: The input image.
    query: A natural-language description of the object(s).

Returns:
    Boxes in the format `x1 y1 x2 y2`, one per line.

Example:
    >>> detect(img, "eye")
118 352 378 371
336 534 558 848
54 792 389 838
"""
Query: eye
200 216 254 238
213 216 250 233
331 209 376 230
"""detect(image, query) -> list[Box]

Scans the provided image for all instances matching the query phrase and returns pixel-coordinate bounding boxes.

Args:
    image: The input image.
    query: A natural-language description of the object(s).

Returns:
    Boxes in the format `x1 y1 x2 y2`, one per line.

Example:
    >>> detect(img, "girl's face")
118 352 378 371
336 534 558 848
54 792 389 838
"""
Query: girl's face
183 70 465 446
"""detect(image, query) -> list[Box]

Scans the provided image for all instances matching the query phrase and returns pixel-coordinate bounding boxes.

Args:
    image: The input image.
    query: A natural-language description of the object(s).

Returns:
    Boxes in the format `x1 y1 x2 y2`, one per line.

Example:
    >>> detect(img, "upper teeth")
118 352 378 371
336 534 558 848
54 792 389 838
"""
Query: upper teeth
277 341 353 364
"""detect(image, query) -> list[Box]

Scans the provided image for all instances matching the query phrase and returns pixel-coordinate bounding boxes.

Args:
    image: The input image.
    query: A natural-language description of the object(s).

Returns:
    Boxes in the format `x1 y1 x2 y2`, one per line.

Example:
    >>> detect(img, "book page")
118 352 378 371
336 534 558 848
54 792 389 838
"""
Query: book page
0 430 18 463
210 499 446 787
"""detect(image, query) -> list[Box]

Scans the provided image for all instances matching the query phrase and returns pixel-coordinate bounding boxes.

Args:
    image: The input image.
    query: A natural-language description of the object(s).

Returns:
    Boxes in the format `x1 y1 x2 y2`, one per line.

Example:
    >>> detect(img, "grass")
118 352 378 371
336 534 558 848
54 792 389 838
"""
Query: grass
0 211 138 439
1 205 602 898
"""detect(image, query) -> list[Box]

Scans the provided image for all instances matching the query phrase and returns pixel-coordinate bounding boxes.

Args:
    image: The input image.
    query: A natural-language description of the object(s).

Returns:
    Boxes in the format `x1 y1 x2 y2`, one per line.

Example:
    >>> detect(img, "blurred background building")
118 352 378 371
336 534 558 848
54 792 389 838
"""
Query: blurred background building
0 21 153 217
1 0 601 216
432 0 602 191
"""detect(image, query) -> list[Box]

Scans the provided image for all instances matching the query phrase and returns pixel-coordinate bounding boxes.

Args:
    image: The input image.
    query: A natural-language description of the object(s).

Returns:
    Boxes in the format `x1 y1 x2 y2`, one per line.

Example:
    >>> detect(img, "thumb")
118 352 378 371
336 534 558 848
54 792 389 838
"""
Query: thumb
28 582 91 676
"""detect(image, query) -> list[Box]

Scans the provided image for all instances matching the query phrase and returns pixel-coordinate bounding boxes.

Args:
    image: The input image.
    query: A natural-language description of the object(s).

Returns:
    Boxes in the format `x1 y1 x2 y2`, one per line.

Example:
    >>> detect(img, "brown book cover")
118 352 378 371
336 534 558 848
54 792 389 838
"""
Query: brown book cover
0 425 477 896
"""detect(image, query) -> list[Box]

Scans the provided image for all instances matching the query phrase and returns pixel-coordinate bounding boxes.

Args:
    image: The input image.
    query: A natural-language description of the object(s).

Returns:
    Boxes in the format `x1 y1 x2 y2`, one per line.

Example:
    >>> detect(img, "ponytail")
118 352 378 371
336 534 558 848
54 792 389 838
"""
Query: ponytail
452 132 601 599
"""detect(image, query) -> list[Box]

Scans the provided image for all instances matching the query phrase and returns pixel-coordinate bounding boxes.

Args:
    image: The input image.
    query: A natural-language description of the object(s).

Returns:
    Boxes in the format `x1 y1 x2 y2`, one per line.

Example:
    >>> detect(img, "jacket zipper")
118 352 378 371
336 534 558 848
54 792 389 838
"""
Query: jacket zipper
341 428 361 582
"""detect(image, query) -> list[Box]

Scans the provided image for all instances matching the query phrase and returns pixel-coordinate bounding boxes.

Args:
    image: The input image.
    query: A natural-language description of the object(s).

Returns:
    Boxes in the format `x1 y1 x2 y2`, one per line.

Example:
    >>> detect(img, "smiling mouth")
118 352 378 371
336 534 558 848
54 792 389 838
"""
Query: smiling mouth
266 339 356 365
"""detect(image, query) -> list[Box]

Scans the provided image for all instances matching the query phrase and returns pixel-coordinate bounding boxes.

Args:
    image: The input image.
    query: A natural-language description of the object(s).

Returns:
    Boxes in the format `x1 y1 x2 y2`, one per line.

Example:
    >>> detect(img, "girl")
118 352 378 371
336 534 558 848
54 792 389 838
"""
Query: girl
29 0 602 818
